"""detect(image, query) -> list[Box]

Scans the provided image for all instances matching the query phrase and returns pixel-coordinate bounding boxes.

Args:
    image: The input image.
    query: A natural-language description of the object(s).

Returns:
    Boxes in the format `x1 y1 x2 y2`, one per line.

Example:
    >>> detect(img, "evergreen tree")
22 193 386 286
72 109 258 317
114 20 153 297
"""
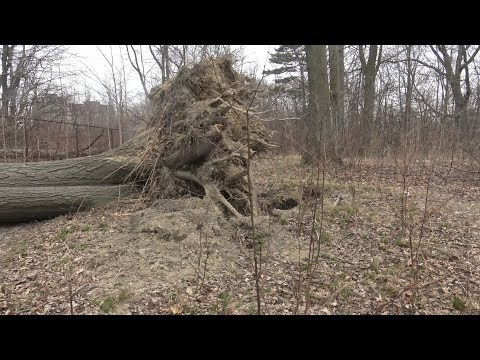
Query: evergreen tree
264 45 307 115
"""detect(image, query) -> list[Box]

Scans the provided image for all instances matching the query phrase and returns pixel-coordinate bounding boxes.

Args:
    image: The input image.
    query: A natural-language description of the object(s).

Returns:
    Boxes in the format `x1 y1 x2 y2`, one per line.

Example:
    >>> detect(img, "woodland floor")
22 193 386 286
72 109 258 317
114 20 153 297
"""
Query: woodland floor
1 154 479 315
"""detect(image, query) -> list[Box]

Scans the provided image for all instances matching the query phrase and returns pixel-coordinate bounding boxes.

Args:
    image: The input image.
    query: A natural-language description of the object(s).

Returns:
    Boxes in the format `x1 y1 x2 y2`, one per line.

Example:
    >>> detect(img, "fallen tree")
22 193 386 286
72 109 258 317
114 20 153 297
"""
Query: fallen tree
0 58 273 224
0 155 136 187
0 135 146 223
0 185 134 223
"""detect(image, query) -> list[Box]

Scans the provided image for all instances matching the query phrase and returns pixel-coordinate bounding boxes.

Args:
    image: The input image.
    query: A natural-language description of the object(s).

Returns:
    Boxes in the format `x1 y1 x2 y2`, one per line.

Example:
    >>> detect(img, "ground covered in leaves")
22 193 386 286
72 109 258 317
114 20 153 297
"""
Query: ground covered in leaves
1 154 479 314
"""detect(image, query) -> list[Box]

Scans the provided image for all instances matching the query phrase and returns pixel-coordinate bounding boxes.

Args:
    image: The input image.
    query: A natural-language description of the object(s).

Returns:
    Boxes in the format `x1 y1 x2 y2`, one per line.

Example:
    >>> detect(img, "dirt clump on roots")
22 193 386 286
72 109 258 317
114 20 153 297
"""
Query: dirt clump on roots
133 57 273 219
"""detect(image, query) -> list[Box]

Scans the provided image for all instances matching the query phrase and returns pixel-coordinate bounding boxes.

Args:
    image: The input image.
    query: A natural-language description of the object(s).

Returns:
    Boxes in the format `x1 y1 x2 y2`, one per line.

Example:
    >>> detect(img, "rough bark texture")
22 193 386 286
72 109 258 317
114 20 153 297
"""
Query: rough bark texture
0 132 147 223
338 45 345 134
328 45 345 146
0 185 135 223
359 45 381 150
404 45 413 131
0 155 136 187
304 45 331 163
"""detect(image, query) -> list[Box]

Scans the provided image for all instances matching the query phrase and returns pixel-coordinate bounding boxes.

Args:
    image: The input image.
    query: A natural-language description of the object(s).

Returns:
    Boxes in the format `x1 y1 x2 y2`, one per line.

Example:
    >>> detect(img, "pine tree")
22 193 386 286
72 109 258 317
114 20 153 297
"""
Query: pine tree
264 45 307 115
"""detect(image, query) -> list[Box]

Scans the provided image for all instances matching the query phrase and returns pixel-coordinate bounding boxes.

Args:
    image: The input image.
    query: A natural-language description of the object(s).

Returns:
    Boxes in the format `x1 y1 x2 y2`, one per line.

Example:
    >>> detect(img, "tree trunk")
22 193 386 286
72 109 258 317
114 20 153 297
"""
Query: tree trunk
304 45 330 163
431 45 480 132
299 66 307 114
362 56 376 147
163 45 170 81
0 185 135 223
329 45 339 143
0 134 147 223
0 126 225 223
328 45 345 148
359 45 381 152
404 45 413 132
0 154 137 186
338 45 345 135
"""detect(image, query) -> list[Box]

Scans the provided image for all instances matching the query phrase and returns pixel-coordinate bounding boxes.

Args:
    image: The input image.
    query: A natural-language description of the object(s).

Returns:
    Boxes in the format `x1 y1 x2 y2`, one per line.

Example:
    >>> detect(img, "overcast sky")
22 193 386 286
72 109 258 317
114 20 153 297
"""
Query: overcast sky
65 45 273 102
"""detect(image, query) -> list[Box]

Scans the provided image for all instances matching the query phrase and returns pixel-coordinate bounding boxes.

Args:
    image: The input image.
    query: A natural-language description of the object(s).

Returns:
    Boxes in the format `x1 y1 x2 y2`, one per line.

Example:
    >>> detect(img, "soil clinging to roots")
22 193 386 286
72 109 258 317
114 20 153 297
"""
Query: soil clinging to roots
133 57 273 218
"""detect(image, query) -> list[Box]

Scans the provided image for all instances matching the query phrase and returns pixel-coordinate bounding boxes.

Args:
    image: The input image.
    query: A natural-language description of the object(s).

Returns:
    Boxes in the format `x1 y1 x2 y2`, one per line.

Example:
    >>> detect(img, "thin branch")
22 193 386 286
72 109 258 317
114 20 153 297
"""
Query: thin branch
460 45 480 71
125 45 149 98
430 45 446 67
411 58 446 76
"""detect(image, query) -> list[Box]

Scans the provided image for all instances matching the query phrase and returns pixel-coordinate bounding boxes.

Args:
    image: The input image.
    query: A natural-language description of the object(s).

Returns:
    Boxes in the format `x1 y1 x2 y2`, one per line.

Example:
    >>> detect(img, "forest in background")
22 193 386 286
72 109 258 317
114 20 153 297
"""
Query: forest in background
3 45 480 163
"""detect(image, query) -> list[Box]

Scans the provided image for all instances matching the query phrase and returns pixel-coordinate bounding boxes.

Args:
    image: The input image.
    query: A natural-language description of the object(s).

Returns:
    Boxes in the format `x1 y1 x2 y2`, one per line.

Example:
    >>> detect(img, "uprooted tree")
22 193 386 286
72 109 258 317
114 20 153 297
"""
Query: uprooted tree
0 58 274 224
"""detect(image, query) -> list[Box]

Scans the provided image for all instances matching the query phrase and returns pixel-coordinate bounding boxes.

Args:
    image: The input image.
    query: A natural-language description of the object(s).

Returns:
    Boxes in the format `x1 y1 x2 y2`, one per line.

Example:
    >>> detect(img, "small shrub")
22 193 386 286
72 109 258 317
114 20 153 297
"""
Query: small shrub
218 291 230 313
452 297 466 311
98 222 109 230
77 243 88 251
319 232 332 244
440 221 451 229
99 297 116 313
340 285 352 300
58 228 70 241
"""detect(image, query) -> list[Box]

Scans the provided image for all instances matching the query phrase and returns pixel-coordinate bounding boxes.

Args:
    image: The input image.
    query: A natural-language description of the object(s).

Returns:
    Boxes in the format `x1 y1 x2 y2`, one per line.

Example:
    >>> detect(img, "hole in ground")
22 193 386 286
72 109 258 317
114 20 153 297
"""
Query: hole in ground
271 198 298 210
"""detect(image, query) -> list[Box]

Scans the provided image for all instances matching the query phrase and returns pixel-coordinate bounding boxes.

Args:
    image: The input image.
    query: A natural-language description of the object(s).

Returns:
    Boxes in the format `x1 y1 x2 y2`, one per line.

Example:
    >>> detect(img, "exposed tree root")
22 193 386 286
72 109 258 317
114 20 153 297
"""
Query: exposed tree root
0 58 273 224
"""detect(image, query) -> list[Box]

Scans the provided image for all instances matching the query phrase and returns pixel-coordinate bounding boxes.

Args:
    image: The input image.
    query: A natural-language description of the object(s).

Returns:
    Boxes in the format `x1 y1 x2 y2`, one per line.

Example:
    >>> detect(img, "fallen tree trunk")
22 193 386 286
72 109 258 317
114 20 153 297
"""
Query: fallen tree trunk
0 138 144 223
0 132 147 223
0 131 147 187
0 155 137 187
0 185 136 223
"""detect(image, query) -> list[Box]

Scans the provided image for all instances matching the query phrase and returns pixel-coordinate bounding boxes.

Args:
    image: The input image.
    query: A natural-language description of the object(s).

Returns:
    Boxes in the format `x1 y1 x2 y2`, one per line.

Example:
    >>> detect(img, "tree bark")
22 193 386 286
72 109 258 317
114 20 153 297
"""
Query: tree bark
0 127 227 223
0 185 135 223
359 45 382 151
338 45 345 134
163 45 170 81
404 45 413 131
0 154 136 187
0 134 147 223
328 45 345 147
304 45 330 163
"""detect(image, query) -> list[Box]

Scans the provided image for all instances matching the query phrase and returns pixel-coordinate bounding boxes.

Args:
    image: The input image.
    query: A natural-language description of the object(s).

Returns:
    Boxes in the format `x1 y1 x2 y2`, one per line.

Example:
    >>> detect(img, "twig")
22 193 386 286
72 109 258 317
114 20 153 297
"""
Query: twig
261 113 310 122
200 233 210 291
244 65 267 315
321 283 351 308
80 129 105 153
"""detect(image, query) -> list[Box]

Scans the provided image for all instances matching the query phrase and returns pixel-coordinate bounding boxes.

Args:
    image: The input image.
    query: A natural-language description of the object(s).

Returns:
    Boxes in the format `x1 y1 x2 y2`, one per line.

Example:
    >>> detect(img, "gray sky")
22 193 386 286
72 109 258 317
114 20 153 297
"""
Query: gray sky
66 45 273 102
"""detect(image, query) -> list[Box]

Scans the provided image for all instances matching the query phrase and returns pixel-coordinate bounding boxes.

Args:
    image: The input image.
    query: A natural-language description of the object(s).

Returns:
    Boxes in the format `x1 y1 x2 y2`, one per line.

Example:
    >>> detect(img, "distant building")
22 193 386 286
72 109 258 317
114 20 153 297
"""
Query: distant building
27 94 122 159
68 100 115 127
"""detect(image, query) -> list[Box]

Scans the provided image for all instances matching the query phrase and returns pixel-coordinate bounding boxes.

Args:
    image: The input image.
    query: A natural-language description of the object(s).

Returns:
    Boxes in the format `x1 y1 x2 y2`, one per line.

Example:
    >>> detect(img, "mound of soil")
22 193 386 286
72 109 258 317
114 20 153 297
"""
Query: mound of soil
135 58 273 218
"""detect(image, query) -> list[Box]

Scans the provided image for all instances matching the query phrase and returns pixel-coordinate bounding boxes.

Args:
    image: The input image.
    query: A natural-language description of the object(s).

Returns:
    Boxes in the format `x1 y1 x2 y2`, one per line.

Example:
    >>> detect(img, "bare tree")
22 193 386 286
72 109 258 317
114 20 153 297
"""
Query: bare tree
427 45 480 130
304 45 330 163
359 45 382 151
328 45 345 147
0 45 67 161
148 45 171 84
93 46 132 145
125 45 149 99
